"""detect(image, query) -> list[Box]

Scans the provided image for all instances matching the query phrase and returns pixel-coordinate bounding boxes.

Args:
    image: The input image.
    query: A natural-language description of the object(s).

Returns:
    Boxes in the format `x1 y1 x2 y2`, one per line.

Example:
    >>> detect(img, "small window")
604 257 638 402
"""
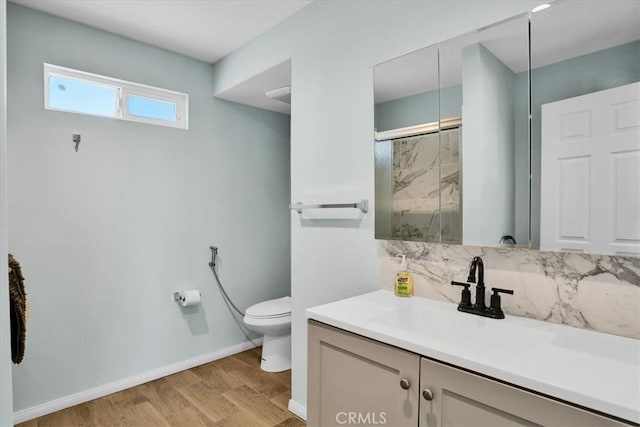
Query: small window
48 75 117 118
44 63 188 129
126 94 176 122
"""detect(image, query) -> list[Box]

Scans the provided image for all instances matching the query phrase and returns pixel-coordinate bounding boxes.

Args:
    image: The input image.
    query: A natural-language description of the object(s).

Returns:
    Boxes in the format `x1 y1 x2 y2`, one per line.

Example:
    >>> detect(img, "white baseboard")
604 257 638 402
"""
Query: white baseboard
288 399 307 421
13 338 262 424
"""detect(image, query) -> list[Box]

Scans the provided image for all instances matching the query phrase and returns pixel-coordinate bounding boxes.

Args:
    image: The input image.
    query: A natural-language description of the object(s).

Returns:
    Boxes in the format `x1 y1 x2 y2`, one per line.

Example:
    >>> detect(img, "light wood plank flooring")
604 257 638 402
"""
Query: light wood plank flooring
17 347 305 427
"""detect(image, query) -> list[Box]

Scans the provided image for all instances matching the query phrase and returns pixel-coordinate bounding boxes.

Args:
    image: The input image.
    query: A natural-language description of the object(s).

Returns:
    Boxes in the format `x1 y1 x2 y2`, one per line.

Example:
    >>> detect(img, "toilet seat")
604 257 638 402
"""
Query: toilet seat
243 313 291 329
245 296 291 319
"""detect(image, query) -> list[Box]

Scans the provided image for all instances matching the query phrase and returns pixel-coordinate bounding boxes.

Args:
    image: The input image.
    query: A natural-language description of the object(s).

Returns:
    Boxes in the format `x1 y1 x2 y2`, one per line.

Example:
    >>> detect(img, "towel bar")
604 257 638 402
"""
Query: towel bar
289 200 368 214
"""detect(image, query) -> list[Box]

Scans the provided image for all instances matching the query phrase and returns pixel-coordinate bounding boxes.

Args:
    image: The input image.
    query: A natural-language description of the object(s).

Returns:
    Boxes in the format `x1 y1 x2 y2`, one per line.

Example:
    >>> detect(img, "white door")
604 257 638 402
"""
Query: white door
541 82 640 255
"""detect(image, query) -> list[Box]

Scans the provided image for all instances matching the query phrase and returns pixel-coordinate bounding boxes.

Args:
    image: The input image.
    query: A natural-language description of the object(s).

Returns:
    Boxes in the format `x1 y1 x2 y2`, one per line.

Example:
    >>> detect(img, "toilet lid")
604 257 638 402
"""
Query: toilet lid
245 296 291 318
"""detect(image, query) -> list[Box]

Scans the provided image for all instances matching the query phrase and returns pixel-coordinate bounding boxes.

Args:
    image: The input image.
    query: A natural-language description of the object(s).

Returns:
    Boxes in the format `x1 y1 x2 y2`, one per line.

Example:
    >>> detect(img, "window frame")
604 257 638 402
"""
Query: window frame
43 63 189 130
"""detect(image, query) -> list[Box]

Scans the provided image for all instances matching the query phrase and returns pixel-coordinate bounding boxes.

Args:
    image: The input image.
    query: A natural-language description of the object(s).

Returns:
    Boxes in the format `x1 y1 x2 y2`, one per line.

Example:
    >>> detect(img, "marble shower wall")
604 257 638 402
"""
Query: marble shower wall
391 128 461 242
381 240 640 339
392 132 440 241
439 128 461 244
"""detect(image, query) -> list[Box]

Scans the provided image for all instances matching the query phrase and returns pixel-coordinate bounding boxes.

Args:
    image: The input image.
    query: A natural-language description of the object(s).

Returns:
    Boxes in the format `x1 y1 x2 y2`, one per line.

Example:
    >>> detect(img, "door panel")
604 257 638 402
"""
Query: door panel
613 151 640 243
541 82 640 254
558 156 590 242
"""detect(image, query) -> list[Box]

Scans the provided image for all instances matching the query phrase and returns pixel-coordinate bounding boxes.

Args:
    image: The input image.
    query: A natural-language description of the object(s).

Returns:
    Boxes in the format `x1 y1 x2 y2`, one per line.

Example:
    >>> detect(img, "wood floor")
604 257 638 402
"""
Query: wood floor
18 347 305 427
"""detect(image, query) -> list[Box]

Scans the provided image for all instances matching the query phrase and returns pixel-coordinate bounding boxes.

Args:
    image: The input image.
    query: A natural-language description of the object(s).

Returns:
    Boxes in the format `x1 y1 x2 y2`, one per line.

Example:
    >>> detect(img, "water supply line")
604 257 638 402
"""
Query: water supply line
208 246 259 346
208 246 245 316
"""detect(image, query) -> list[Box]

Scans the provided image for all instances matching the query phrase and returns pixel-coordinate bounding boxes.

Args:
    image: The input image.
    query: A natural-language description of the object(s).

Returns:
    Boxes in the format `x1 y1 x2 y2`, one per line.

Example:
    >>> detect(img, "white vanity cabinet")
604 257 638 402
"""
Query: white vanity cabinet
308 319 632 427
419 357 628 427
307 320 420 427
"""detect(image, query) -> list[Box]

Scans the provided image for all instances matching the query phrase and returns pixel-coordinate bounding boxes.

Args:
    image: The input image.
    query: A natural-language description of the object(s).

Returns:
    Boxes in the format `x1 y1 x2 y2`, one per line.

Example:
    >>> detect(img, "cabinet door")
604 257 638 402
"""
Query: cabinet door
308 320 420 427
419 357 629 427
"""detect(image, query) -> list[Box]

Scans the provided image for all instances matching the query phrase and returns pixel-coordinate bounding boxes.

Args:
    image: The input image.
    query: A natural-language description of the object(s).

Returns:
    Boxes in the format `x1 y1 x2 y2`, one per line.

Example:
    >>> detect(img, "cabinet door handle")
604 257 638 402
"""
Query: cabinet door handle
400 378 411 390
422 389 434 401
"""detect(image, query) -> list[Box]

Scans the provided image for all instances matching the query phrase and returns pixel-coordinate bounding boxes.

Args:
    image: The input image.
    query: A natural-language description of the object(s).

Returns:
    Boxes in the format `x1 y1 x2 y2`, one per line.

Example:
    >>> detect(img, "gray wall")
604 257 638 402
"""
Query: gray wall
7 3 290 412
375 85 462 132
462 43 515 246
210 0 540 413
0 0 14 424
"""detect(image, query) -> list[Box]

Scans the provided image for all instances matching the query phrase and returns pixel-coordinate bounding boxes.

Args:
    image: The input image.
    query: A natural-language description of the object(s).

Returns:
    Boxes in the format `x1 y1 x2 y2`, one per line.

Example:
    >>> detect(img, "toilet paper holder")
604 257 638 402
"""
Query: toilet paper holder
174 290 202 307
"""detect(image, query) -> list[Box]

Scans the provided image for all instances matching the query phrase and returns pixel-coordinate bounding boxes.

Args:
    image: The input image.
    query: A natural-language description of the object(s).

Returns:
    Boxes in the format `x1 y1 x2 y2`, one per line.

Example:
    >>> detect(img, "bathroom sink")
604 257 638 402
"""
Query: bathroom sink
306 289 640 424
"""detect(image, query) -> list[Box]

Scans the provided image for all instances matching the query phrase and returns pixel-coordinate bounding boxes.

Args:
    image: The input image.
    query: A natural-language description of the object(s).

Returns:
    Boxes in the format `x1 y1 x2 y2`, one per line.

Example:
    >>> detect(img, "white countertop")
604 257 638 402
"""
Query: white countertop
306 290 640 424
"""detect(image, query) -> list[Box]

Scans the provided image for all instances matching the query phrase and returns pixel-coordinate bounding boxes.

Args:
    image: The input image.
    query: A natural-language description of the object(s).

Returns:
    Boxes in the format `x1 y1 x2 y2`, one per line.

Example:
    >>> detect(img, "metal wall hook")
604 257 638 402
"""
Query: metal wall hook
73 134 81 152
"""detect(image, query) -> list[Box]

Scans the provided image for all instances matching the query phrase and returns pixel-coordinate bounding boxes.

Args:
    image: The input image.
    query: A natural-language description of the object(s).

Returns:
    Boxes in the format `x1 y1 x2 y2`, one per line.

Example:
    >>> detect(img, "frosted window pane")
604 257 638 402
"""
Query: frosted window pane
127 95 176 122
48 76 116 118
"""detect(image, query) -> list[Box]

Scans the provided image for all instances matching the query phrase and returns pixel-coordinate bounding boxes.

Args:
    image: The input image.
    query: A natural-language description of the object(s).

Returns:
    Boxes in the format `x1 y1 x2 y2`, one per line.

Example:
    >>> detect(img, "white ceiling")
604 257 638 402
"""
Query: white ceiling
12 0 312 64
374 0 640 104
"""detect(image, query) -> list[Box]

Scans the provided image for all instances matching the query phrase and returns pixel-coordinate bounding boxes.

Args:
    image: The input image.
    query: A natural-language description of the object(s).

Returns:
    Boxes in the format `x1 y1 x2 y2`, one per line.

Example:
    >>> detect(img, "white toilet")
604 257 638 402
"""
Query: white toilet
243 296 291 372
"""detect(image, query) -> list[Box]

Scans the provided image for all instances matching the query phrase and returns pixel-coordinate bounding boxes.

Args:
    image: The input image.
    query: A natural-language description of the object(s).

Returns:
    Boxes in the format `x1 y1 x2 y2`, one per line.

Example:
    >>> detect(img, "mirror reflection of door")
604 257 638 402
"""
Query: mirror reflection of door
540 83 640 255
531 0 640 253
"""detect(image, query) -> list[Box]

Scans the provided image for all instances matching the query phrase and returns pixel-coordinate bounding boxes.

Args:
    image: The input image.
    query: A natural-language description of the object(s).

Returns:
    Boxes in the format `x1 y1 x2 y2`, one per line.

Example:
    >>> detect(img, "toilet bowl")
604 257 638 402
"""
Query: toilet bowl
243 296 291 372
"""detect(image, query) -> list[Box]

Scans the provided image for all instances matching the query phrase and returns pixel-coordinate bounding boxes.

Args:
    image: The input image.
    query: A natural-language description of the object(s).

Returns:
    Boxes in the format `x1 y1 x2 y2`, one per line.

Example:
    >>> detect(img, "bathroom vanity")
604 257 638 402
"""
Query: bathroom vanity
306 291 639 426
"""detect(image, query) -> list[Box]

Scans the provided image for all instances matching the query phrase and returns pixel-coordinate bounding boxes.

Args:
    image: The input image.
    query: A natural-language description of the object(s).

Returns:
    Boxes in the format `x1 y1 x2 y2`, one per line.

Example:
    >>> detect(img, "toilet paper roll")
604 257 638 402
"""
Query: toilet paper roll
180 290 201 307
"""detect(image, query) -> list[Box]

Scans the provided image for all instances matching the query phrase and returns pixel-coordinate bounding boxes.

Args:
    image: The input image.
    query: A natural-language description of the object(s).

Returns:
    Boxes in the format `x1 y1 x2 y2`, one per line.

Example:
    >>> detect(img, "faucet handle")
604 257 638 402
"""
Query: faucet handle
489 287 514 319
451 281 472 308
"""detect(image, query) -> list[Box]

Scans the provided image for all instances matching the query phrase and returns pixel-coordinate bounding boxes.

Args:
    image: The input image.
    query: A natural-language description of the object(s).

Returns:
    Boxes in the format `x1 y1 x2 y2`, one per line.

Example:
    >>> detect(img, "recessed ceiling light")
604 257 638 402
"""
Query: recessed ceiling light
532 3 551 13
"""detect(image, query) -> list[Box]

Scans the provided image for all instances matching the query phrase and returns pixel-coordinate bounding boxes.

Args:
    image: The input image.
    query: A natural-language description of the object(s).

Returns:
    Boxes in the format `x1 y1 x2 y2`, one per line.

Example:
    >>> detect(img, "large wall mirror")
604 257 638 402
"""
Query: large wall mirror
374 13 529 247
531 0 639 256
374 45 444 242
374 0 640 256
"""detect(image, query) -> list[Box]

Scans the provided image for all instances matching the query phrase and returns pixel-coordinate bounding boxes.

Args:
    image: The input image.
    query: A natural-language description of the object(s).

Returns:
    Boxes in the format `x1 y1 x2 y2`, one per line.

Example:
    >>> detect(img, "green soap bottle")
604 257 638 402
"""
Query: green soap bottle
394 255 414 297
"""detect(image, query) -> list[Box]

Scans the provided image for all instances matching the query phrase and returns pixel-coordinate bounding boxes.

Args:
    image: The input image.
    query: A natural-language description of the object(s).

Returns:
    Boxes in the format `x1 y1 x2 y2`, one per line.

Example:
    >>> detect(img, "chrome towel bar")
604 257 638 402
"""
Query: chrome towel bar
289 199 368 214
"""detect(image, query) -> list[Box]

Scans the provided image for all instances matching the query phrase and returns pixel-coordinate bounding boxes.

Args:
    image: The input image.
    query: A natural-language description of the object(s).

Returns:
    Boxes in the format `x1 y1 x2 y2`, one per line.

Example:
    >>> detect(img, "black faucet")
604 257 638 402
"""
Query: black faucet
451 256 513 319
467 256 486 310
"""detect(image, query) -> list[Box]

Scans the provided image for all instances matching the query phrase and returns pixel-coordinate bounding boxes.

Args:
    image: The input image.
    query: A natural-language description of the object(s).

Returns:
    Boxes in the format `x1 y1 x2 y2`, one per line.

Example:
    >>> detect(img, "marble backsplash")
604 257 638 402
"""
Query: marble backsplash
381 240 640 339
